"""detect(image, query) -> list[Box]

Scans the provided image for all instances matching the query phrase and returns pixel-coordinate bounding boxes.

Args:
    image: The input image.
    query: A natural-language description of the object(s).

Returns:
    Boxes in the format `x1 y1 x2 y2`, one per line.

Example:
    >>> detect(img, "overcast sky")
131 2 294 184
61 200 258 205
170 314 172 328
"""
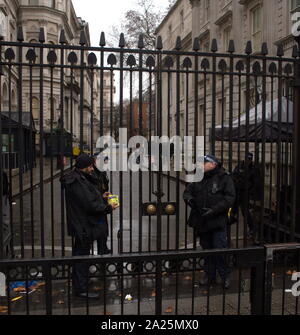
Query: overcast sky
72 0 171 47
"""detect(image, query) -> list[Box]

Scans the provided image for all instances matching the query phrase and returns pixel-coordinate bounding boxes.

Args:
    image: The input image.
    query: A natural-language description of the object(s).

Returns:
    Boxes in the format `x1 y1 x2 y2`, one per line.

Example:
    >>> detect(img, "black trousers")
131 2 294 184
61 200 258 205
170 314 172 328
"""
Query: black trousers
72 237 91 293
97 236 109 254
96 217 109 255
199 229 230 281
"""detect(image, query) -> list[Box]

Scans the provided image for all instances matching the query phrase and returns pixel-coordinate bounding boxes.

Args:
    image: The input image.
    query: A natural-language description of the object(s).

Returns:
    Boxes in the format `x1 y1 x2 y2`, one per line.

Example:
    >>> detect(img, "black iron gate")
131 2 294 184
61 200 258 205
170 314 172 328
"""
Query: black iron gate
0 28 300 259
0 243 300 315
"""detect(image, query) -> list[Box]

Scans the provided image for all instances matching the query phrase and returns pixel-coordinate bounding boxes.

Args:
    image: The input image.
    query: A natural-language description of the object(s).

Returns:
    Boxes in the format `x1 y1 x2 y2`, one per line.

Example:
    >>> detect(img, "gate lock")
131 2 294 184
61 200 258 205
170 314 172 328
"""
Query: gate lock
142 202 177 216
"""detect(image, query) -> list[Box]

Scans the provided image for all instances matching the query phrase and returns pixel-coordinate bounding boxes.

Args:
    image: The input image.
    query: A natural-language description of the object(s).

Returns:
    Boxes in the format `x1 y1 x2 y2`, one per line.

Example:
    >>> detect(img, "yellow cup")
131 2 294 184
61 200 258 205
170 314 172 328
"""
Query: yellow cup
108 195 119 207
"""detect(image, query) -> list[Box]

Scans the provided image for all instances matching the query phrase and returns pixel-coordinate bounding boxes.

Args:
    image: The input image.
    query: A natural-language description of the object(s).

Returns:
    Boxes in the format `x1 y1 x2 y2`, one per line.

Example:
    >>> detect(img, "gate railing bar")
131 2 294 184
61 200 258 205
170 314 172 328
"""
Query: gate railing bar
0 41 3 259
292 37 300 242
0 246 265 316
227 44 234 247
175 41 180 251
156 46 163 252
0 246 264 267
119 41 124 255
259 44 268 244
2 245 300 315
49 51 55 258
137 41 142 254
39 31 45 258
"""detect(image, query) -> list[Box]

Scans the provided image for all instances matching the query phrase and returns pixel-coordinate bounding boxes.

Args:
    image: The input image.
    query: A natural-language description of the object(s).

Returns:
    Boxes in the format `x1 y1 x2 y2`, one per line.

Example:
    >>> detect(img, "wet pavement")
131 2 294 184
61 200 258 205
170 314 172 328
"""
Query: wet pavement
0 267 252 315
0 267 298 315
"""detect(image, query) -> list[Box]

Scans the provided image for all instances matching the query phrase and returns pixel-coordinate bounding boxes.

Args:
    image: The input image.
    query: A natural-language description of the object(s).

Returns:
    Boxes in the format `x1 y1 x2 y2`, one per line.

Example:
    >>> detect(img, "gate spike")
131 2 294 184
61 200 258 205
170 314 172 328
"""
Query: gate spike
292 45 298 58
59 29 67 44
156 36 163 50
211 39 218 52
245 41 252 55
79 30 87 46
277 44 284 57
100 32 106 47
138 34 145 49
39 28 45 43
175 36 182 50
17 26 24 42
119 33 125 48
261 42 268 55
193 37 200 51
228 40 235 53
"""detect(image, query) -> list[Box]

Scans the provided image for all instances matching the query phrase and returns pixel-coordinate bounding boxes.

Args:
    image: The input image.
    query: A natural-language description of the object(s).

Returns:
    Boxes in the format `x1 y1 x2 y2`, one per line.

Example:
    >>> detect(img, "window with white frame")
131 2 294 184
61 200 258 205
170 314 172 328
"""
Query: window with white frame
251 5 262 53
223 27 231 51
291 0 300 11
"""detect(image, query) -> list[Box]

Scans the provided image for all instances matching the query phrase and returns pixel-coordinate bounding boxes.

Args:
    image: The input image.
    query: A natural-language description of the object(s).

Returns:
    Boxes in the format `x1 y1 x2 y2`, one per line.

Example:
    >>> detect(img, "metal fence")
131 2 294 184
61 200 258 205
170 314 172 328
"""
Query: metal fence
0 28 300 259
0 243 299 315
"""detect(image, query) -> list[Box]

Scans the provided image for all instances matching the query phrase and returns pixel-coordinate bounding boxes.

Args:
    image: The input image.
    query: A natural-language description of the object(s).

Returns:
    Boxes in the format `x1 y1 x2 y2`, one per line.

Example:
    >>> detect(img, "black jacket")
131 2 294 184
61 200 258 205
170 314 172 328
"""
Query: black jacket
183 167 236 233
92 167 109 194
60 169 112 243
232 161 263 202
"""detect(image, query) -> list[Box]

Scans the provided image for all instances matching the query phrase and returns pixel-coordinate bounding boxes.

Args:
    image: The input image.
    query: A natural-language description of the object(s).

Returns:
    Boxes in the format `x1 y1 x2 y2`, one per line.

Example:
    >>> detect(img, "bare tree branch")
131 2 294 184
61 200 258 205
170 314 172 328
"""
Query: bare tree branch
107 0 176 49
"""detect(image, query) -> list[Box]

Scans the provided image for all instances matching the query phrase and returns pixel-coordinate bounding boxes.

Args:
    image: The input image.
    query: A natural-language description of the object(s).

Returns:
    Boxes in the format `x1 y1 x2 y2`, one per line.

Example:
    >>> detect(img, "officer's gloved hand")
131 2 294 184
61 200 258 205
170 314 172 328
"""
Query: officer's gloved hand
201 208 214 219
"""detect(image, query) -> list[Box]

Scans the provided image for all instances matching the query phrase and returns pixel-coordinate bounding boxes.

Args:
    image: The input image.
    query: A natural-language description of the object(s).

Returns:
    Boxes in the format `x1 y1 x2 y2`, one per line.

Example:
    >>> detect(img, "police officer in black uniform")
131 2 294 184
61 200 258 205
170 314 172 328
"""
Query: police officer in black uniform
184 155 236 289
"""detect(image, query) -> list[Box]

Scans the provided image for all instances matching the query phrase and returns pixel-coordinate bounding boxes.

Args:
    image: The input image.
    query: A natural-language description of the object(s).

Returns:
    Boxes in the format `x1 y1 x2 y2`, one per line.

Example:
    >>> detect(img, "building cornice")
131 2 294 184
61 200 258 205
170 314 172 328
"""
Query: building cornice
274 34 296 51
198 28 210 40
239 0 261 7
18 6 74 41
215 10 233 27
